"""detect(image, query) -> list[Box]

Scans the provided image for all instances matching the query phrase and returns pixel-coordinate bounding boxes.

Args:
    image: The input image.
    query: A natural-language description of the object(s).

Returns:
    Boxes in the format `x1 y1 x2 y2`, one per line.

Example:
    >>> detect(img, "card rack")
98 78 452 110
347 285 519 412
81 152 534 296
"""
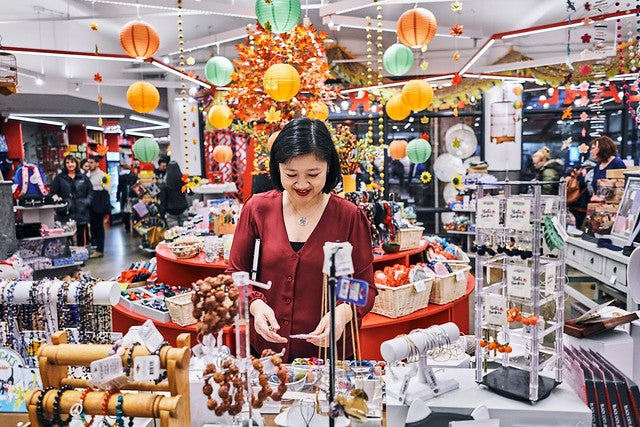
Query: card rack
473 180 567 402
27 331 191 427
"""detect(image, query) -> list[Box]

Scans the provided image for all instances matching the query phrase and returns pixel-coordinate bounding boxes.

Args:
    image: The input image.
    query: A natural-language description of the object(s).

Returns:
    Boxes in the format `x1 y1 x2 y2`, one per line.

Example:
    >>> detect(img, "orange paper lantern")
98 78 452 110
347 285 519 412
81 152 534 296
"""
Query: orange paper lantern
401 80 434 112
307 102 329 120
263 63 301 102
213 145 233 163
385 94 411 121
389 140 408 159
119 21 160 59
208 105 234 129
397 8 437 48
267 131 281 151
126 81 160 113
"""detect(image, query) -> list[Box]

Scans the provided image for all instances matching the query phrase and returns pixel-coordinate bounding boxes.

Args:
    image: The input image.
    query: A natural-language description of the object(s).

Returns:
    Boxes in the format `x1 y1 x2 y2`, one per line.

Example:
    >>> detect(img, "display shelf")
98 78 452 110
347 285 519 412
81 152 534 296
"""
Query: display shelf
446 230 476 235
17 231 75 241
13 203 66 211
451 207 476 213
34 261 84 271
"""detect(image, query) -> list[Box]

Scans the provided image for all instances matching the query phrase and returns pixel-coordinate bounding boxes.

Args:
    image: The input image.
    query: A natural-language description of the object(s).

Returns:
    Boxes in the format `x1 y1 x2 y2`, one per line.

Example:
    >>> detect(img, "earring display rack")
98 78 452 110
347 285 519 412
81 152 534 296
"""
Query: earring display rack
473 180 567 402
27 331 191 427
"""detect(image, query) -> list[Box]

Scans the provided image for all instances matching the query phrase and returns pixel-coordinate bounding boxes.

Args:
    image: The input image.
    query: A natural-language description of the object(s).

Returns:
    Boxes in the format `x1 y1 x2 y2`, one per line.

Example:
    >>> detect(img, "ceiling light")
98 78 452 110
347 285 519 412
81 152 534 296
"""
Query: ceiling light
8 114 65 128
163 56 171 64
129 115 169 127
126 125 169 132
18 113 125 119
86 125 104 132
35 77 44 86
125 130 154 138
74 83 81 92
188 86 198 96
150 59 211 89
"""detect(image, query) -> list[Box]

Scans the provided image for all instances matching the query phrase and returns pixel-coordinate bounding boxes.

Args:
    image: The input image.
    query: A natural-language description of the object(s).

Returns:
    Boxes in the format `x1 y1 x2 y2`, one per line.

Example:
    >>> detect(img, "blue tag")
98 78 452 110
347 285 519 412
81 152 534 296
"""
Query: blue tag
336 277 369 307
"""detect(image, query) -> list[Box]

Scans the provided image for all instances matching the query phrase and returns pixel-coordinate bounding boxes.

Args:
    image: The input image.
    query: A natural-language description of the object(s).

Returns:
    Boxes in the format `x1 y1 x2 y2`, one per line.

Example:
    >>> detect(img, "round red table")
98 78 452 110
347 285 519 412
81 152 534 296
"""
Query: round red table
155 243 229 286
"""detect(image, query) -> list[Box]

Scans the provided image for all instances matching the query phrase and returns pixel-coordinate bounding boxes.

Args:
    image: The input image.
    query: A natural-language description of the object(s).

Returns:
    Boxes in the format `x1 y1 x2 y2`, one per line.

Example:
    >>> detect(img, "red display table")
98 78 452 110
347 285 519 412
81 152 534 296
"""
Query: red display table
113 239 472 358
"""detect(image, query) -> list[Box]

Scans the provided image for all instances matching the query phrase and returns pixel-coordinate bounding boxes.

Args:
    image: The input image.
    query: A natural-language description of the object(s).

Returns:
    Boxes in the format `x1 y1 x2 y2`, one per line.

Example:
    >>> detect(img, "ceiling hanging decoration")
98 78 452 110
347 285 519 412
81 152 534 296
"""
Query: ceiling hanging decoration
375 4 386 163
406 138 432 164
363 15 375 157
401 80 434 112
132 137 160 163
396 8 437 49
255 0 301 34
385 93 411 120
450 1 463 63
208 104 235 129
88 12 104 127
445 124 478 159
119 21 160 59
383 43 414 76
388 140 408 160
177 0 190 172
263 63 301 101
205 56 235 87
126 81 160 113
213 145 233 163
306 101 329 120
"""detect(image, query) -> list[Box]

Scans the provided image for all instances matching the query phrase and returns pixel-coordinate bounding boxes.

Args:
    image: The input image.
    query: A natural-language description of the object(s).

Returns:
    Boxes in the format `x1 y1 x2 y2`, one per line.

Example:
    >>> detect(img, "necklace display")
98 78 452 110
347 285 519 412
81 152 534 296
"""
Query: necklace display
286 192 325 227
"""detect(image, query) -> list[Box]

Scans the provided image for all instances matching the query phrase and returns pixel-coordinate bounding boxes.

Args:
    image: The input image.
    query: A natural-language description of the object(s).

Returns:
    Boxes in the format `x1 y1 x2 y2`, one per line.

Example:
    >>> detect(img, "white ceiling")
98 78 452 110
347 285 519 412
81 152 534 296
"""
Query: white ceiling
0 0 628 133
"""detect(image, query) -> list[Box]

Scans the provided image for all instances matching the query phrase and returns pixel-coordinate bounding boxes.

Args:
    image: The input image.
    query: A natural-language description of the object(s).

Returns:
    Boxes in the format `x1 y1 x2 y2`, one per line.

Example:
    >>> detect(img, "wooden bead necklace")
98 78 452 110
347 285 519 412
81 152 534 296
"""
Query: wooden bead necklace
192 275 240 337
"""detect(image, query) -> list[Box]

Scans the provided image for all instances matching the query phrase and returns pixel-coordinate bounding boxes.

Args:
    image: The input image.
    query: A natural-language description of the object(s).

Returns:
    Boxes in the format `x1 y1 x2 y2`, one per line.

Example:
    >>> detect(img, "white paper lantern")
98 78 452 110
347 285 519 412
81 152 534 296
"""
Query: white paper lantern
490 101 516 144
445 124 478 159
433 153 465 182
442 183 458 204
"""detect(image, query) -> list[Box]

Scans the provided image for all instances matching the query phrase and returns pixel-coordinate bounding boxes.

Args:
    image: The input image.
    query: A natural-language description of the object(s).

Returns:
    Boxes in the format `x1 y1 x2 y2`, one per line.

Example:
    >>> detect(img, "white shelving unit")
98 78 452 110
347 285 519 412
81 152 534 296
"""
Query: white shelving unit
14 203 66 228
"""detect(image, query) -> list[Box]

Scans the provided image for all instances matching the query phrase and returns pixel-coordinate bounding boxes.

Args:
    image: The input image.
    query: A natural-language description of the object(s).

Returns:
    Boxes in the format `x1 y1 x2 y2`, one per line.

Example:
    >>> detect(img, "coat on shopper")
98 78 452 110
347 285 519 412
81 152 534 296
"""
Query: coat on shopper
51 172 93 224
535 158 564 195
158 162 188 216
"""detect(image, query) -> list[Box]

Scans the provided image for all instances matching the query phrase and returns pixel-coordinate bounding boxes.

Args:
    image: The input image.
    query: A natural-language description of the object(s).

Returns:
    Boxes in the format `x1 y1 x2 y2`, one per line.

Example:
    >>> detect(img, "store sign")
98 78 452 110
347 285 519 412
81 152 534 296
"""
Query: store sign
103 120 122 134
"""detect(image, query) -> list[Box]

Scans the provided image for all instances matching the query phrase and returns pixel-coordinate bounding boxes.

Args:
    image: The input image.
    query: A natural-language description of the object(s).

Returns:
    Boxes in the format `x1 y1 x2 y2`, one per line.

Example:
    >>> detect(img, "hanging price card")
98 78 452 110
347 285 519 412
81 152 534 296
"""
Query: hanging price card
476 198 500 229
483 293 507 326
336 277 369 307
507 264 532 299
505 198 531 230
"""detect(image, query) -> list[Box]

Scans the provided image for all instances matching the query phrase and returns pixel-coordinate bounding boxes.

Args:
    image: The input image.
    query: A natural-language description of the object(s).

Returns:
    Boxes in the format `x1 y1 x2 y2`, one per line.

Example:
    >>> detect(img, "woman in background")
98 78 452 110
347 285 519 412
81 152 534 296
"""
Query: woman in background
589 136 626 202
159 161 189 228
532 146 564 195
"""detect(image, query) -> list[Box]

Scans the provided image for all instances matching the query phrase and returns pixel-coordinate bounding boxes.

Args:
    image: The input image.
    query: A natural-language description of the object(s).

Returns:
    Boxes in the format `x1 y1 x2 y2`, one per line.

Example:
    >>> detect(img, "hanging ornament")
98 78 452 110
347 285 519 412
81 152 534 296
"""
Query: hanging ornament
420 171 432 184
255 0 301 34
382 43 414 76
453 107 459 117
265 107 283 123
386 93 411 121
119 21 160 59
512 84 523 96
513 99 523 109
449 24 464 37
213 145 233 163
579 65 592 76
396 8 437 49
420 117 429 124
581 33 591 43
389 139 408 159
583 1 591 11
406 138 432 163
451 174 463 188
204 56 234 86
400 80 434 112
580 112 589 121
186 56 196 66
90 22 98 31
93 73 102 83
208 105 234 129
561 137 573 150
307 101 329 120
450 0 463 12
263 63 301 101
126 81 160 113
132 138 160 163
562 106 572 120
452 73 463 85
452 51 460 61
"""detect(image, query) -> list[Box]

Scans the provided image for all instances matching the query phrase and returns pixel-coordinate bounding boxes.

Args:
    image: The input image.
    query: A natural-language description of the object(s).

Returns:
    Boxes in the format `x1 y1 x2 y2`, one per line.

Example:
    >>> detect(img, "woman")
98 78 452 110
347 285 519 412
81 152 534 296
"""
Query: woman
158 161 189 228
50 155 93 246
532 146 564 195
589 136 626 201
117 163 138 233
80 158 90 174
228 118 377 362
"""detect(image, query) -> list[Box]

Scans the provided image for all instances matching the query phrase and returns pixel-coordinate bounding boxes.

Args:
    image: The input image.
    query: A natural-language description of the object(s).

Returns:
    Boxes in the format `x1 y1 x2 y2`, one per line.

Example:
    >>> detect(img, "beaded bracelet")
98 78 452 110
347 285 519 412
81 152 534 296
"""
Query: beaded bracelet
52 384 74 426
125 343 141 377
101 389 115 423
36 386 56 426
115 395 124 427
80 387 96 427
152 342 170 384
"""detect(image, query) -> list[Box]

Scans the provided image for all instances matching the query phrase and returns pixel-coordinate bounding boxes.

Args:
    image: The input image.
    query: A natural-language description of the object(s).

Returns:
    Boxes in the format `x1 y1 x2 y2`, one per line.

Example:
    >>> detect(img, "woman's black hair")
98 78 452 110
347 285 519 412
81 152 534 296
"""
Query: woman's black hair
269 118 341 193
62 154 80 175
164 161 184 189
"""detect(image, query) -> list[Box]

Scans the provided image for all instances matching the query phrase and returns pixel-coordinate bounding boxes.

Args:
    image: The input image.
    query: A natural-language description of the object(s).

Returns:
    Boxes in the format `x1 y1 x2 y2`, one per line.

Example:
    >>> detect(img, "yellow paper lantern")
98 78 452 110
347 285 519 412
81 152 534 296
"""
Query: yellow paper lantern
213 145 233 163
385 94 411 121
401 80 434 112
126 81 160 114
208 105 234 129
397 8 437 48
307 101 329 120
263 63 301 102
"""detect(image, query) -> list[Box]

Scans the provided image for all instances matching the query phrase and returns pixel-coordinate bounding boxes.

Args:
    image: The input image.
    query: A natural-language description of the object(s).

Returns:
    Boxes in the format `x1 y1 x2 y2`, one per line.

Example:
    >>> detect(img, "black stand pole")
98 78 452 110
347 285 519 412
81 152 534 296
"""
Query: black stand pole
328 252 337 427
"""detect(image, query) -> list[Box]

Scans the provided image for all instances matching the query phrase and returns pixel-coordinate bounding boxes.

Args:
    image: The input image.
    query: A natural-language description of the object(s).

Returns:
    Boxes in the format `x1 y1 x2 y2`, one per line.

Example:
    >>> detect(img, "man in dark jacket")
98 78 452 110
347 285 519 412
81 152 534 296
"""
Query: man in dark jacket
117 163 138 233
86 156 110 258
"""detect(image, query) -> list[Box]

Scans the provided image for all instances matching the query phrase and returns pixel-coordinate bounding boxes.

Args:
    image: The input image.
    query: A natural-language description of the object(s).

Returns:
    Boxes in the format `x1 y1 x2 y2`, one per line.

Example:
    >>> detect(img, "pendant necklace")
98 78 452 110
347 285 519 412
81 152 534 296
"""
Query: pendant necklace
287 193 322 227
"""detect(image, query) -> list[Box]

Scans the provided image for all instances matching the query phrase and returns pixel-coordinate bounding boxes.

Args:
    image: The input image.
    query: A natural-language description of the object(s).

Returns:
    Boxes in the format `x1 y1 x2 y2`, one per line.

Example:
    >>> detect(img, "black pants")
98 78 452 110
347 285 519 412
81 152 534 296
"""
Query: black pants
122 212 131 232
76 224 88 247
89 211 105 253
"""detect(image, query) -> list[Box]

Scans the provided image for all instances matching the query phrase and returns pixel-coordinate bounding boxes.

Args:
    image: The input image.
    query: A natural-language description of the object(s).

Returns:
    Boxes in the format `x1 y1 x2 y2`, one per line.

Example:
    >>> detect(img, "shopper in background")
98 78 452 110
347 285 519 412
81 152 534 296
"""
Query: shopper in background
228 118 377 361
159 161 189 228
117 163 138 233
589 136 627 201
532 146 564 195
79 158 89 174
51 155 93 247
155 155 169 181
86 155 110 258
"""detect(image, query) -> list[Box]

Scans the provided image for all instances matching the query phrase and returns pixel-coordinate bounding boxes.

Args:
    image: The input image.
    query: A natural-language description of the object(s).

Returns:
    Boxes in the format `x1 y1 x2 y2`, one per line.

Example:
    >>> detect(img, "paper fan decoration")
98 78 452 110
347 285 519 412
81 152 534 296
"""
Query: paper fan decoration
445 124 477 159
433 153 465 182
442 183 458 204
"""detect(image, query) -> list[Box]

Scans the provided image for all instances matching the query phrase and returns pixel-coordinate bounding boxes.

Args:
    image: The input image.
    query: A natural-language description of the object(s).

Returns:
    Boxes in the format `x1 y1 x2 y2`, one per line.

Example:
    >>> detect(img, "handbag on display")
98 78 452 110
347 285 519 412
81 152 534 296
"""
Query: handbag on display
131 182 147 197
145 183 161 197
133 201 149 218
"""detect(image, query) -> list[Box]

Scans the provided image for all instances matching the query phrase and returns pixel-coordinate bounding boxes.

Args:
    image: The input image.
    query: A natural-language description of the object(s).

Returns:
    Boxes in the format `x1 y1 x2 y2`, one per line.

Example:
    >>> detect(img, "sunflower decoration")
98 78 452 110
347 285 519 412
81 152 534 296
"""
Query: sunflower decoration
101 173 111 188
451 174 464 188
420 171 432 185
181 175 203 193
192 176 202 186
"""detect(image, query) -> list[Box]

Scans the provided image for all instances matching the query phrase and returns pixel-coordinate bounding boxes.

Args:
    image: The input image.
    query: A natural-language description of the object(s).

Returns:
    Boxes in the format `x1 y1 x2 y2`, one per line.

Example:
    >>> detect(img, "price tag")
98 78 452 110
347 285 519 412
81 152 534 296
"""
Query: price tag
192 344 205 359
476 198 500 229
507 264 532 299
483 294 507 326
413 279 427 293
323 242 354 276
336 277 369 307
90 355 127 389
133 355 161 382
505 198 532 230
455 270 466 282
544 198 554 214
138 320 164 353
543 262 557 295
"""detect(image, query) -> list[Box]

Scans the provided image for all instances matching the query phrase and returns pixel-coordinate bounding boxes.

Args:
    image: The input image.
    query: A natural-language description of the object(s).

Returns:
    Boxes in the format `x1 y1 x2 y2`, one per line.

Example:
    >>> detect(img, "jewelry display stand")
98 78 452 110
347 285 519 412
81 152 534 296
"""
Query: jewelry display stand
26 331 192 427
474 181 566 402
380 322 461 404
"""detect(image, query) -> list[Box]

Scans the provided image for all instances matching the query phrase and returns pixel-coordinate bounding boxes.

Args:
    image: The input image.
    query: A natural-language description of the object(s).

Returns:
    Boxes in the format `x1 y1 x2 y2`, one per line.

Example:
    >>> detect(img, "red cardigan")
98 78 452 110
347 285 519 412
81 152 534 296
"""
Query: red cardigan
227 190 376 361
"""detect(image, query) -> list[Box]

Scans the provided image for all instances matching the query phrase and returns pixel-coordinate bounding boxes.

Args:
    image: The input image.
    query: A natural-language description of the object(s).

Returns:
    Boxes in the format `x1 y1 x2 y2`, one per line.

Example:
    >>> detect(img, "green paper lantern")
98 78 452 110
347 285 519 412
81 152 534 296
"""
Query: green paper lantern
133 137 160 163
204 56 234 87
406 138 432 164
255 0 301 34
383 43 414 76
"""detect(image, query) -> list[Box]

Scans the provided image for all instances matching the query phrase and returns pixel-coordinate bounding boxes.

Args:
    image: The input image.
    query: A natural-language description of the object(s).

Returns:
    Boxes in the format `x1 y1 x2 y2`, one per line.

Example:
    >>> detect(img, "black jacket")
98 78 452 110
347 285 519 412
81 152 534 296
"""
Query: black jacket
51 172 93 224
159 162 188 216
117 171 138 205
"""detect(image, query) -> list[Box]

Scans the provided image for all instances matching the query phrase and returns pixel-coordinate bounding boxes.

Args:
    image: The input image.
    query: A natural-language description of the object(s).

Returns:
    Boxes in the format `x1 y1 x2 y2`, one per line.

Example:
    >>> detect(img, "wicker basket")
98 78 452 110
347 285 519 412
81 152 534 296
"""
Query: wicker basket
430 264 471 305
394 226 425 251
166 292 197 326
371 277 434 318
168 241 202 259
447 247 471 265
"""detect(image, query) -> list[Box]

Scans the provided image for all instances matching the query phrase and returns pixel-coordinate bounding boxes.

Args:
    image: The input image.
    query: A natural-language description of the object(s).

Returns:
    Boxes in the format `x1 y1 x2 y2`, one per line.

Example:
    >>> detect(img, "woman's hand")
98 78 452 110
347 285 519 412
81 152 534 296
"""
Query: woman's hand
306 304 353 347
250 299 288 343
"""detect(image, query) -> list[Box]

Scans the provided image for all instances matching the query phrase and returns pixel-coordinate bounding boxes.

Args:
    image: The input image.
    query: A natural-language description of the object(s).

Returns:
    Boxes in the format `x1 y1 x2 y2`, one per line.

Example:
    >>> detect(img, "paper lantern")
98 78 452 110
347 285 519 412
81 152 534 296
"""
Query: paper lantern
204 56 234 86
434 153 465 182
397 8 437 48
255 0 301 34
119 21 160 59
208 105 234 129
263 63 300 102
126 81 160 113
267 131 280 151
132 137 159 163
213 145 233 163
401 80 433 112
383 44 414 76
512 84 524 96
490 101 516 143
389 140 408 160
406 138 432 164
385 94 411 121
307 102 329 120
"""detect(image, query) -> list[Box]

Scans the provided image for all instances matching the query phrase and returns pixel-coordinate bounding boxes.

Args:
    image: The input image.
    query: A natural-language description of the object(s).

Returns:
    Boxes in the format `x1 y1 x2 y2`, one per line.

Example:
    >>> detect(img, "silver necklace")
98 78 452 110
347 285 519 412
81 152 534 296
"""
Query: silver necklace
287 193 322 227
